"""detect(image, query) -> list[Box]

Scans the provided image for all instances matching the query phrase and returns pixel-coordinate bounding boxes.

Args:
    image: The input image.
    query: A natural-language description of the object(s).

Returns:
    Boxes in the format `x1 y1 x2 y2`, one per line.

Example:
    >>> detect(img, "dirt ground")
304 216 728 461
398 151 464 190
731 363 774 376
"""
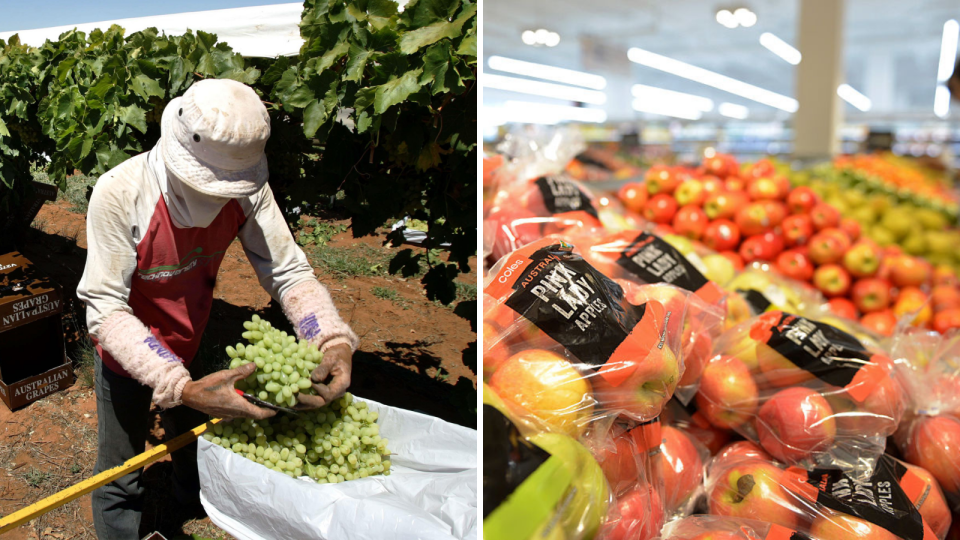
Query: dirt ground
0 197 477 539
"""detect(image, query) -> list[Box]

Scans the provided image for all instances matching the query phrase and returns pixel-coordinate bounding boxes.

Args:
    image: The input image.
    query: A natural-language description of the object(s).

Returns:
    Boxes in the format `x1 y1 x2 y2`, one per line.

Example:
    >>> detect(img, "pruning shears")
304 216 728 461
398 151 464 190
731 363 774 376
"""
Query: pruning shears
235 388 299 415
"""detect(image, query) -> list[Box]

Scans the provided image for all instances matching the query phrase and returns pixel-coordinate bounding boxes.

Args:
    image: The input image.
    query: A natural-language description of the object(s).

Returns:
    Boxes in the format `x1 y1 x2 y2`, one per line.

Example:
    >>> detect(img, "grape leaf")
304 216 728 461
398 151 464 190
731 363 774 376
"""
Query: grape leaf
398 3 476 54
373 69 422 114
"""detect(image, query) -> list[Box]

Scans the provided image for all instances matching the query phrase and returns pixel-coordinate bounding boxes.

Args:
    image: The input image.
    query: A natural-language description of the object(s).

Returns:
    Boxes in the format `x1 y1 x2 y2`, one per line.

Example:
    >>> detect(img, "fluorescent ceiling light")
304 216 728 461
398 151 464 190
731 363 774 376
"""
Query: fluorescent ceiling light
937 20 959 82
521 31 536 45
734 8 757 27
544 32 561 47
716 9 738 28
631 84 713 111
488 56 607 90
760 33 801 65
632 98 702 120
718 102 750 119
627 47 799 112
502 101 607 124
934 85 950 118
837 84 872 111
483 74 608 104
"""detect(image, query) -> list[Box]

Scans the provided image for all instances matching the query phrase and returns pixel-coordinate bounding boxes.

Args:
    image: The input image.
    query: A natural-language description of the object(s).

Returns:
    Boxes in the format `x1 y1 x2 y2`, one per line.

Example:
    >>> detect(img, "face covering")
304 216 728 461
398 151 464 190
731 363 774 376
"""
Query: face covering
149 145 230 229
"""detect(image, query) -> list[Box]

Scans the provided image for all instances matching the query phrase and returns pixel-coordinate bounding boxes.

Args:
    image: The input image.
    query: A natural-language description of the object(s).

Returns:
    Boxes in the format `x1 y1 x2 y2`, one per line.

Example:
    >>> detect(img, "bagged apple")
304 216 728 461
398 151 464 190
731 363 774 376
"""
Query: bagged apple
659 515 814 540
704 450 951 540
655 424 709 518
661 397 733 456
695 310 906 472
484 384 612 540
483 237 688 428
582 416 667 540
889 328 960 506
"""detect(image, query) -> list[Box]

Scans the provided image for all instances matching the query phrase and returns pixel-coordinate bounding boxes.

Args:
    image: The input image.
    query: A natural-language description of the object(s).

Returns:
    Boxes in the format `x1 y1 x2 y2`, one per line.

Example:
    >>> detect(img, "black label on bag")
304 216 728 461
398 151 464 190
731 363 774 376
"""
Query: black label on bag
806 455 925 540
483 404 550 518
534 176 599 218
751 312 871 388
616 233 709 292
504 243 645 368
737 289 772 314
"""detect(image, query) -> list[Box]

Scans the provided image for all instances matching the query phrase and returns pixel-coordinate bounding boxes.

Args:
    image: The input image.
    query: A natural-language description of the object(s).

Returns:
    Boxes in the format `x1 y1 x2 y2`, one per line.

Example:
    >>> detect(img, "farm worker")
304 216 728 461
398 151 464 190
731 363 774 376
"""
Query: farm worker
77 79 358 539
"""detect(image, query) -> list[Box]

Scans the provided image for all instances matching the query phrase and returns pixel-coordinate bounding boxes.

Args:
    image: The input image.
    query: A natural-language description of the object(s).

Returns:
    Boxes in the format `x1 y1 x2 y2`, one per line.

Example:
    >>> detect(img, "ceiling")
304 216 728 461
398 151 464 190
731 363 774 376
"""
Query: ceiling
483 0 960 124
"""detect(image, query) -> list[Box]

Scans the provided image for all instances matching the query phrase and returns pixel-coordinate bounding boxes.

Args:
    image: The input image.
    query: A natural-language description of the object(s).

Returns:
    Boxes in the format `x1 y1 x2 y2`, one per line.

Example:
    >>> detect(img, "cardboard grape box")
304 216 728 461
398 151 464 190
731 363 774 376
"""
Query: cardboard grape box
0 251 72 410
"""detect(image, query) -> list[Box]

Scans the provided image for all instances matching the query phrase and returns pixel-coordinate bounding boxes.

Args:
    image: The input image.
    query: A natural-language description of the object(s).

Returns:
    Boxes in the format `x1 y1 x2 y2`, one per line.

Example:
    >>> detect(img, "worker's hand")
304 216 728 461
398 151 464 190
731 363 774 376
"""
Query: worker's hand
181 362 276 420
296 343 353 409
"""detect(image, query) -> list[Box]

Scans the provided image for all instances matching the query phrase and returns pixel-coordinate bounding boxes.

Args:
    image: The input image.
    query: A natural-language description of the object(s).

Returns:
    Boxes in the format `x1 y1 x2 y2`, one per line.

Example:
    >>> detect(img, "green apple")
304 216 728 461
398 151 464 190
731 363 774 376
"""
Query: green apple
702 254 735 286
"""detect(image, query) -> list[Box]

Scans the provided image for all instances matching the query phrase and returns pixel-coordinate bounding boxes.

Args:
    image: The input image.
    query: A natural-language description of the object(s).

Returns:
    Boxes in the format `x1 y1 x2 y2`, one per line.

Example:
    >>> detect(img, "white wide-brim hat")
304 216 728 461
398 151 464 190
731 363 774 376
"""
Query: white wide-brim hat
160 79 271 198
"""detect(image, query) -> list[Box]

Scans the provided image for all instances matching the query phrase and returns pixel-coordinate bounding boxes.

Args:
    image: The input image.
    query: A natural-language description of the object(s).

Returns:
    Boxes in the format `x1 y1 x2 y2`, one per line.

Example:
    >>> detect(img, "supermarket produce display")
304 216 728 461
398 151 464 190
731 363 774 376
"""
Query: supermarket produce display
482 138 960 540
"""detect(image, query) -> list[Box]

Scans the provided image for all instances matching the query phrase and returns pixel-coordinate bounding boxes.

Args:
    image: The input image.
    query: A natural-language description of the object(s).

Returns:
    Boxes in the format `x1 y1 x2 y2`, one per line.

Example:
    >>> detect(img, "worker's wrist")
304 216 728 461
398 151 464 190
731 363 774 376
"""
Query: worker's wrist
172 376 192 407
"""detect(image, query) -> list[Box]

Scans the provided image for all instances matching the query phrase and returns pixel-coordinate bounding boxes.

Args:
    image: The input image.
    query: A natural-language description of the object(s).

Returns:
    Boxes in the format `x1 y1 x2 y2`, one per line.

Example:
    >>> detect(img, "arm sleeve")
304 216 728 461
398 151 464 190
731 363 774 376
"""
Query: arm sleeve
238 186 359 352
76 174 191 408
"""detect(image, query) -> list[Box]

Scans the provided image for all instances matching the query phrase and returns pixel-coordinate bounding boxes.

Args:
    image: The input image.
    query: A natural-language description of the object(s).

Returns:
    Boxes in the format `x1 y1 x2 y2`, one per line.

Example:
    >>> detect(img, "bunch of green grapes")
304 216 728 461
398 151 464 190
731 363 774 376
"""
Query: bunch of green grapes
8 121 41 145
202 392 392 483
227 314 322 409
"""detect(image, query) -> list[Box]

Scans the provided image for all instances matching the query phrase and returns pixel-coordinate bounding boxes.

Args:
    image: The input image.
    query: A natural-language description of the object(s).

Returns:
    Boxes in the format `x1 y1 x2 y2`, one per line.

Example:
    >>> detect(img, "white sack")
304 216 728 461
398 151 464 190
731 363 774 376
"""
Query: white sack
198 398 478 540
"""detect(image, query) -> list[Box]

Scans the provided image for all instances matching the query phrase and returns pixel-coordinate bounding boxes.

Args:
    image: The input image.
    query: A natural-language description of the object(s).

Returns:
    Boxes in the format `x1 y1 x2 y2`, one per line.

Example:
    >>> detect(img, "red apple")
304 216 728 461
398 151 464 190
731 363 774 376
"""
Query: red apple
735 203 773 237
483 321 513 379
707 460 803 528
702 219 742 252
902 463 953 539
934 265 959 287
679 326 712 387
595 428 645 495
711 441 772 475
893 287 932 327
646 166 681 195
618 182 649 213
725 177 746 192
704 154 739 179
776 249 814 282
489 349 594 436
673 205 710 240
839 218 861 241
689 533 742 540
659 426 705 511
747 177 781 201
744 159 776 180
809 509 899 540
759 201 787 228
593 344 680 422
902 415 960 495
808 230 846 265
890 255 931 288
675 180 706 206
695 356 759 430
850 278 892 313
644 194 679 224
601 484 664 540
824 367 903 435
787 186 819 215
827 298 858 320
810 203 840 230
813 264 852 298
756 387 836 464
843 240 883 278
860 309 897 336
739 235 778 263
781 214 814 247
702 176 725 195
932 285 960 312
704 192 744 220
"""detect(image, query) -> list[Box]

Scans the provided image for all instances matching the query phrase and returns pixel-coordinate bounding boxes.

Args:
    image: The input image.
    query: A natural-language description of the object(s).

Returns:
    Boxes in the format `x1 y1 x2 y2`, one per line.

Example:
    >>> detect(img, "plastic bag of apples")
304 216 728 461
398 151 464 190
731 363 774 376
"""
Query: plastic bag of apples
694 309 907 473
563 228 727 404
701 442 952 540
483 383 613 540
659 515 822 540
889 327 960 508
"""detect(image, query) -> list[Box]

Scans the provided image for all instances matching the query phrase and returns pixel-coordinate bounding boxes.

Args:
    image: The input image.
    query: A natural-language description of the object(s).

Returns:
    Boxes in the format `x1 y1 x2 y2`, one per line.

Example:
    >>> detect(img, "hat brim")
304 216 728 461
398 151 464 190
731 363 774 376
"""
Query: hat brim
160 97 269 199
